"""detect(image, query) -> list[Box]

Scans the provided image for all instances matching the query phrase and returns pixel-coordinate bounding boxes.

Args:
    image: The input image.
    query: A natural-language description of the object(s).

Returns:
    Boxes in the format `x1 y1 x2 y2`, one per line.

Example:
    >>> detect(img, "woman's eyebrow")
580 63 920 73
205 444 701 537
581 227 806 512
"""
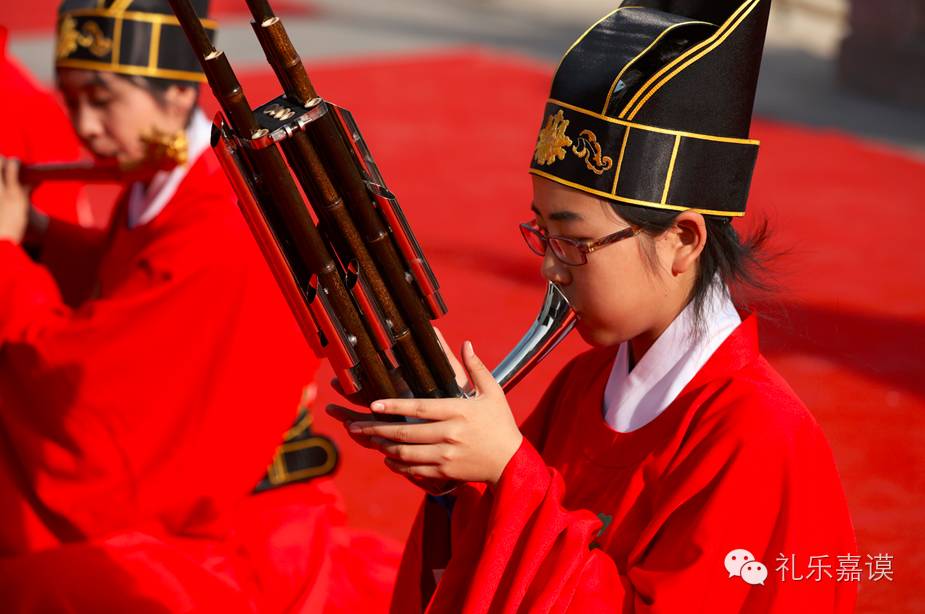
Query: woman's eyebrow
530 203 582 222
549 210 582 222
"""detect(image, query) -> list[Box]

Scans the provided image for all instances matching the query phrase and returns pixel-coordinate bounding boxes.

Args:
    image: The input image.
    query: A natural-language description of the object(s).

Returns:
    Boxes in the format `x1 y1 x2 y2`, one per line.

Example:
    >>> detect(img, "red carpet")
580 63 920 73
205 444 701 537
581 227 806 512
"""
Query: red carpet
201 50 924 613
0 0 317 36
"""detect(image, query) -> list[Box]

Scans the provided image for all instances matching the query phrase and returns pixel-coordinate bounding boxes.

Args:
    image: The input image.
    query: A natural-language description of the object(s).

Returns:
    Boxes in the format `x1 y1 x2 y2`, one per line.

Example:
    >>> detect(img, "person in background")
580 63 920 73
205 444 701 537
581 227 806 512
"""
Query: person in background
0 1 397 611
328 1 857 611
0 24 85 224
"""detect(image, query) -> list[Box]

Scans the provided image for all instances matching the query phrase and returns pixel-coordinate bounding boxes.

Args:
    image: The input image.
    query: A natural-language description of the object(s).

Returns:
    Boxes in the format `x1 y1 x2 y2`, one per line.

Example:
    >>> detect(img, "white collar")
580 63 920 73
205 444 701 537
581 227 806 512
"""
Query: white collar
126 109 212 228
602 282 742 433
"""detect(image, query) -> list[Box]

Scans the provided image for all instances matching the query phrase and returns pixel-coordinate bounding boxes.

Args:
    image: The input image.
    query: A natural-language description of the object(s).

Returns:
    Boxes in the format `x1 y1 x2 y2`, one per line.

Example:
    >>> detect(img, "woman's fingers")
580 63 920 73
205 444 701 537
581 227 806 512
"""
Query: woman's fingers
461 340 500 396
325 404 388 451
369 397 457 421
0 156 10 189
433 327 469 389
383 457 447 480
370 438 447 465
349 419 445 444
2 157 20 190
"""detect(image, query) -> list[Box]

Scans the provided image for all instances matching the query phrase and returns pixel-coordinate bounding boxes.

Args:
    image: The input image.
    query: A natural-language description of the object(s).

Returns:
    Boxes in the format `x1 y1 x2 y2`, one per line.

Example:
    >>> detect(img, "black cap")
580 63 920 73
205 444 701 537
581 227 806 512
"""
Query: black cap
56 0 215 83
529 0 771 217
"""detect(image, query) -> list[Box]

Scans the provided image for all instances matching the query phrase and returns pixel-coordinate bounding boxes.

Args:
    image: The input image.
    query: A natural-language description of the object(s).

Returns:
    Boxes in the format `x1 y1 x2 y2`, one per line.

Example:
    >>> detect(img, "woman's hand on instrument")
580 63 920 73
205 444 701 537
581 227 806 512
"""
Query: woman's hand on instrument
328 340 523 487
0 157 30 244
324 401 458 495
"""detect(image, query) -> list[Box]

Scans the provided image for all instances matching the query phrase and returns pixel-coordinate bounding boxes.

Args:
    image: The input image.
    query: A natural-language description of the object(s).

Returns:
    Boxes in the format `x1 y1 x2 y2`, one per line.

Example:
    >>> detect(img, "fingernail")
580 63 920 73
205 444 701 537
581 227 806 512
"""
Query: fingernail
371 401 385 411
464 340 474 355
348 422 361 433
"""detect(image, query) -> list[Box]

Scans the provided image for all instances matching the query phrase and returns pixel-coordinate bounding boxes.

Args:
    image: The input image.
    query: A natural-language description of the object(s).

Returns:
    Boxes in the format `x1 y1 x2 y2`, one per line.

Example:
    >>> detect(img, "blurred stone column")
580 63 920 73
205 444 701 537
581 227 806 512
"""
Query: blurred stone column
839 0 925 106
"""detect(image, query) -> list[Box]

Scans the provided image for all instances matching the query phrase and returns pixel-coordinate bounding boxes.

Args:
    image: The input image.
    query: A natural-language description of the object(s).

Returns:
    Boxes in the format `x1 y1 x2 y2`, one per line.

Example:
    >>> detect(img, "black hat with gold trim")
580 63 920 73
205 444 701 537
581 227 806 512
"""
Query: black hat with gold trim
55 0 215 83
530 0 771 217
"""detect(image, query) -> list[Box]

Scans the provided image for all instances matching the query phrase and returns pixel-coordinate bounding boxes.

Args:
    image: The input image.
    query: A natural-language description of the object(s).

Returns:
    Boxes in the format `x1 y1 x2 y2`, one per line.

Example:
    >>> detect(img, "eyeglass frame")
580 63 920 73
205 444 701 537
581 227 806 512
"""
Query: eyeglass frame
519 220 641 266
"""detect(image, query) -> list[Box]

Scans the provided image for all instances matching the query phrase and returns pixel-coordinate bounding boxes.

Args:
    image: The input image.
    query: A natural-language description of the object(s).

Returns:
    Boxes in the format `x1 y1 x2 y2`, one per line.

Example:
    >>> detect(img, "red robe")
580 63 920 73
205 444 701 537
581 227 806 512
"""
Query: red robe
0 148 398 611
393 316 858 613
0 26 84 223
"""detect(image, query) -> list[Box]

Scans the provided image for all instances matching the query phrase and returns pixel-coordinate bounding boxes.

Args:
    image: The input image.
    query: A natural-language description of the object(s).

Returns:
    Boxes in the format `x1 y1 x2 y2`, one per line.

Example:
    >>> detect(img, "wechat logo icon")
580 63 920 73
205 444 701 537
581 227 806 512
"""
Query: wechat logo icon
725 549 768 586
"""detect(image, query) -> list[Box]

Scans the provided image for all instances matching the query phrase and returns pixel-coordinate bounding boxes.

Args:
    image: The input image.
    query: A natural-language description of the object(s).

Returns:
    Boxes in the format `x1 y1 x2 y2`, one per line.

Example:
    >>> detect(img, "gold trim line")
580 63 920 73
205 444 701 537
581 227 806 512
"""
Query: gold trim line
148 21 162 70
55 58 207 82
112 15 123 65
268 437 338 484
528 168 746 217
661 135 681 204
554 6 643 77
110 0 133 12
619 0 756 118
625 0 760 119
549 98 760 145
610 126 631 194
602 19 714 114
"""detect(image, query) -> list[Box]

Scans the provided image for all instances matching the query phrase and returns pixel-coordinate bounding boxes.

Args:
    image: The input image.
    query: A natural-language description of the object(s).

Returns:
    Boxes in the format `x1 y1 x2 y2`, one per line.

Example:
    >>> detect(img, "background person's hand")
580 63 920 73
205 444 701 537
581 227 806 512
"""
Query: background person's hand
0 157 30 244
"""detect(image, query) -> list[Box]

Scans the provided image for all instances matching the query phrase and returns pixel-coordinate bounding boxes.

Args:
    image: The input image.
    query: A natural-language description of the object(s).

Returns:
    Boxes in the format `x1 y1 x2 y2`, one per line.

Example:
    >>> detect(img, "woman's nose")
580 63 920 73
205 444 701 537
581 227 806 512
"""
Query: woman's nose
72 103 103 142
541 250 570 285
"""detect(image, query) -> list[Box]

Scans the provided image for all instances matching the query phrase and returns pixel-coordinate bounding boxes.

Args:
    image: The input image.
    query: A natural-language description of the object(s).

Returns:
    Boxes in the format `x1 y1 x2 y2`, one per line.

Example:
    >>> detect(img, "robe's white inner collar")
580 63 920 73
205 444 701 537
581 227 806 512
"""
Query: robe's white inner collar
127 109 212 228
603 281 742 433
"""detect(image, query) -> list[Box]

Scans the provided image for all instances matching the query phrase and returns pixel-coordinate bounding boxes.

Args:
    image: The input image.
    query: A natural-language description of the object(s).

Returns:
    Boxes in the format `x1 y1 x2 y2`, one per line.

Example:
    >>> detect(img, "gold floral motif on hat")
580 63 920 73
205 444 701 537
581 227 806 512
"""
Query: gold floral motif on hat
534 110 573 166
56 16 113 60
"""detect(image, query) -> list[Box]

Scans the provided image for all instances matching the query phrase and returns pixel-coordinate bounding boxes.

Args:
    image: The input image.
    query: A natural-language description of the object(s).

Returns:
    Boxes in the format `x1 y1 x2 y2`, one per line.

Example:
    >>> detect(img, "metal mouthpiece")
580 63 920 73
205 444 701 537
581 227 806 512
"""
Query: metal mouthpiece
491 282 577 393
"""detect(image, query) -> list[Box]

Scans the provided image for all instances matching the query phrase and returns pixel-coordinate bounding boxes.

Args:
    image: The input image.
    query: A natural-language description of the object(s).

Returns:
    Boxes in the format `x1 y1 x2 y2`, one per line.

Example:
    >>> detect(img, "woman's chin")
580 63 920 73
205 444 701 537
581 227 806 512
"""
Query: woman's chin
575 319 621 348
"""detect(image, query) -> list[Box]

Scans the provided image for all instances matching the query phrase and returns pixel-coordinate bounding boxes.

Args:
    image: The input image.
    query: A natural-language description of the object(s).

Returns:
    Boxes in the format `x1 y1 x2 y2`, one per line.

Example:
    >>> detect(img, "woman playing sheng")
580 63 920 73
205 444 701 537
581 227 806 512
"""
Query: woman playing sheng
328 1 857 611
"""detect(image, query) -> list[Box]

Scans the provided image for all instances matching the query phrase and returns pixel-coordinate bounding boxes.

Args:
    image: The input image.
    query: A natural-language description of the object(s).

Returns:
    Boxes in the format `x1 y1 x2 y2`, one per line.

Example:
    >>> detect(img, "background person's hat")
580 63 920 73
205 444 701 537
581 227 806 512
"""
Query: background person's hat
56 0 215 83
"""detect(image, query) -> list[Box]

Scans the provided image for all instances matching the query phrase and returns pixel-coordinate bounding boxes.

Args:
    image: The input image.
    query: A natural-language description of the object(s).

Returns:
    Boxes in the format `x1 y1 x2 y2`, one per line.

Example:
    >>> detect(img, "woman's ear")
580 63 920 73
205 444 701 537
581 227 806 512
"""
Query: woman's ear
670 210 707 276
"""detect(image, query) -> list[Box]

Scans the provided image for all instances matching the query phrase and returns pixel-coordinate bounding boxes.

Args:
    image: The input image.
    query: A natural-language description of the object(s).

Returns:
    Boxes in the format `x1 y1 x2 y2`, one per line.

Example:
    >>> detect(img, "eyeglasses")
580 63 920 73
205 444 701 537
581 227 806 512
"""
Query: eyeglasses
519 220 640 266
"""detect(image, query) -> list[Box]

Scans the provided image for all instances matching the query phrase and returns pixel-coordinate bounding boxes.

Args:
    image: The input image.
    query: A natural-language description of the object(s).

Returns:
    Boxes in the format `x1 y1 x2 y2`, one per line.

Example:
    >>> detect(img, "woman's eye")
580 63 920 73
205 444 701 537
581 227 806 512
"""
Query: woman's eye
89 96 113 108
86 87 114 107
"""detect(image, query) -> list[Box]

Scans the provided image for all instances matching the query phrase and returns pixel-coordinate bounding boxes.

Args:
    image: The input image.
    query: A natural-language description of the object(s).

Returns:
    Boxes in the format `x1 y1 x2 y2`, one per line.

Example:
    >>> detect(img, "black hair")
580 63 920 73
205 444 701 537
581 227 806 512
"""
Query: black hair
611 202 772 331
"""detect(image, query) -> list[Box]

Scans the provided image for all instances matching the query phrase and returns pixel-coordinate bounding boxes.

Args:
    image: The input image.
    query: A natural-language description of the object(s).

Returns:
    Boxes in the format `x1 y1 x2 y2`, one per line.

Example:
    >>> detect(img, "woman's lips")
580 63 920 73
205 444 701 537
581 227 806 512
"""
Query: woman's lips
90 151 119 162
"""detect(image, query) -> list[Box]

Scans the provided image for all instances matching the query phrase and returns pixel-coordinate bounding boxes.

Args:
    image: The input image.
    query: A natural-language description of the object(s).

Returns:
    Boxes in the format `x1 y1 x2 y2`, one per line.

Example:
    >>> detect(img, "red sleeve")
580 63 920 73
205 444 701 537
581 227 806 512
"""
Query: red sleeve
39 215 111 305
392 441 624 614
0 239 66 345
0 175 316 552
391 354 627 614
392 362 856 613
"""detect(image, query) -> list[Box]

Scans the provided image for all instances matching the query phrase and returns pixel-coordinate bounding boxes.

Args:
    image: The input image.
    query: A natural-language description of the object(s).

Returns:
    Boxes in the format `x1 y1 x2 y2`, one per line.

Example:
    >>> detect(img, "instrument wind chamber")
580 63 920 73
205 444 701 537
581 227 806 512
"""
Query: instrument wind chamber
172 0 577 410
